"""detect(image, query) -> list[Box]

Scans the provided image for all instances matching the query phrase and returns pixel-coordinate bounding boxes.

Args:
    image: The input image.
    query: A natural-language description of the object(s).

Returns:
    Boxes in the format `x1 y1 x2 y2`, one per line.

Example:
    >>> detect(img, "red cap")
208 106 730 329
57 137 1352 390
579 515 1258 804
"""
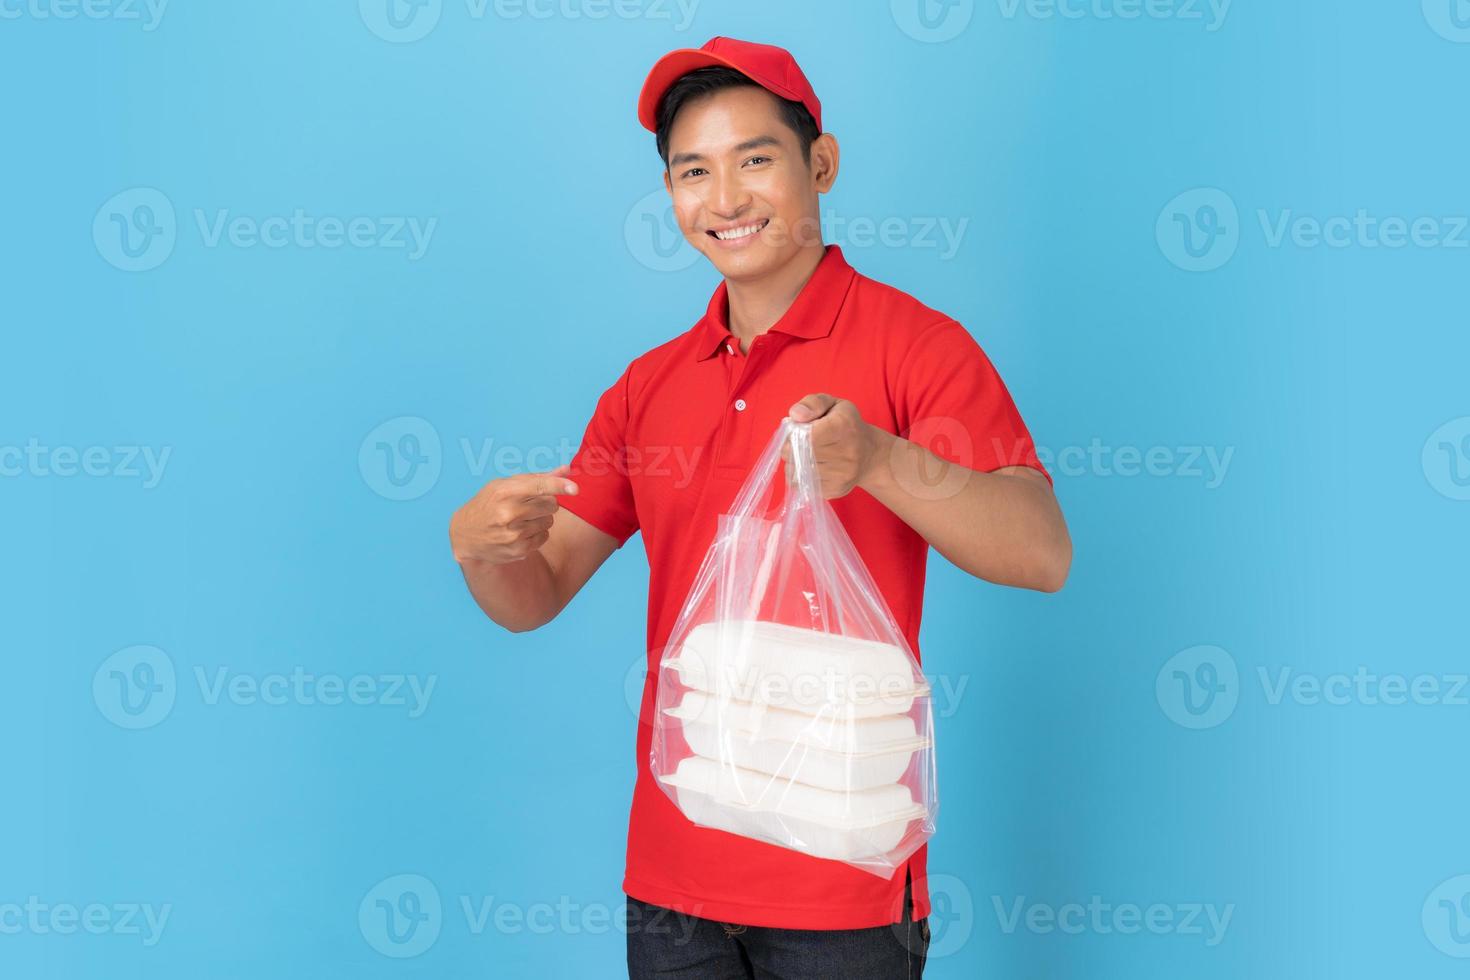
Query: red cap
637 36 822 134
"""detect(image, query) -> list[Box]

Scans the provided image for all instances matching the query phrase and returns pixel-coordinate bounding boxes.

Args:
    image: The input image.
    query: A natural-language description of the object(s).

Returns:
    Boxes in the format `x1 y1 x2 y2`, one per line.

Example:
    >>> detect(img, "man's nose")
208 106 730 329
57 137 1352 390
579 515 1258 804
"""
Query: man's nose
709 168 751 217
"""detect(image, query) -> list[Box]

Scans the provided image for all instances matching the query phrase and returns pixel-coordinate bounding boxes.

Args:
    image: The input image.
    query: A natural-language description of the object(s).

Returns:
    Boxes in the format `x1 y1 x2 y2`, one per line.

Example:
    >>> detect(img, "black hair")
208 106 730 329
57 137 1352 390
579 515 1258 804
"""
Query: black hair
654 66 821 170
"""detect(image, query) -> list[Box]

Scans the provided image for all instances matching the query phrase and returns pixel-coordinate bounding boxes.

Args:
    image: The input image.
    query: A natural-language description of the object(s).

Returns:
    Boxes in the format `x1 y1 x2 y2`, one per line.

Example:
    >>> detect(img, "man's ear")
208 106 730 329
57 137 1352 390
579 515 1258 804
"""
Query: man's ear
663 168 672 194
810 133 839 194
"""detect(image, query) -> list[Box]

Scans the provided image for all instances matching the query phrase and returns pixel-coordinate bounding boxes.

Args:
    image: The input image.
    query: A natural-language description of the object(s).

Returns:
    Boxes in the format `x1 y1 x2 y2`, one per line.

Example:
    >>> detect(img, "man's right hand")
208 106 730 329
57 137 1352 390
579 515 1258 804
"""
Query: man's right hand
449 463 579 565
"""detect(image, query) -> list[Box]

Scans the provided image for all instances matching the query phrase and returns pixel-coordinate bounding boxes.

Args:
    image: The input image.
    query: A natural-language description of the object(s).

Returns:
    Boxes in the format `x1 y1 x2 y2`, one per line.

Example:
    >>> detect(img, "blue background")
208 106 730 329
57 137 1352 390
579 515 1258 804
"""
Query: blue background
3 0 1468 977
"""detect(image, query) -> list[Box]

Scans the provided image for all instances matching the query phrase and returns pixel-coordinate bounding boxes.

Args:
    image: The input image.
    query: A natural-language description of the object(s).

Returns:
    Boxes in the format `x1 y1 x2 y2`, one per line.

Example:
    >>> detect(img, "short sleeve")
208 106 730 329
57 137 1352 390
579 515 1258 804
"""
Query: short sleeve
891 319 1052 487
555 365 640 547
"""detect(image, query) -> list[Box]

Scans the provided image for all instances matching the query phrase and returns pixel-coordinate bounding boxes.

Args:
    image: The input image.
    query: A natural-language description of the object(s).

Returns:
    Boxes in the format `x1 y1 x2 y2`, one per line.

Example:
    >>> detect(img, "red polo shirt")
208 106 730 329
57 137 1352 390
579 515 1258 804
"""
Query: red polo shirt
555 244 1049 930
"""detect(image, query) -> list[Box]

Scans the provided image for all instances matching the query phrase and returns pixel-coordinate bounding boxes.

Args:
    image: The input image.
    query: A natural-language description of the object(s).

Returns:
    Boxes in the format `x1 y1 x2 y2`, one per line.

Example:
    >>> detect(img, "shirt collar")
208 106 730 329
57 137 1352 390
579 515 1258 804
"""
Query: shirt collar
693 244 857 361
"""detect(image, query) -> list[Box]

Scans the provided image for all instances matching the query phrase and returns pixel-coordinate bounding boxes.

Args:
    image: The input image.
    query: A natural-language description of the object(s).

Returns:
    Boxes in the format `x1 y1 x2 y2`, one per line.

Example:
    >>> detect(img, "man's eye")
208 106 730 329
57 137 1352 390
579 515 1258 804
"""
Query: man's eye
681 168 707 179
745 156 770 166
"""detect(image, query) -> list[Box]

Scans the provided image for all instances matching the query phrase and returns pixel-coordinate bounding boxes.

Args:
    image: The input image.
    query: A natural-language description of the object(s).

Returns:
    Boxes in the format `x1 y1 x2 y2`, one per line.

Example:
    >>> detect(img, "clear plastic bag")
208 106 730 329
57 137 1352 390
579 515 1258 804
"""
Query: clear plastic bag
651 417 938 878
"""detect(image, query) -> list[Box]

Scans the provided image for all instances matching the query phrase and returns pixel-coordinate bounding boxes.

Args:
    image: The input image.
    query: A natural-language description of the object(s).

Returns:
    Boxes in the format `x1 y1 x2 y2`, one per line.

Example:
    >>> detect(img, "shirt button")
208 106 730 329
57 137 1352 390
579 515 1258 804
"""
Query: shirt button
734 399 747 412
725 342 734 354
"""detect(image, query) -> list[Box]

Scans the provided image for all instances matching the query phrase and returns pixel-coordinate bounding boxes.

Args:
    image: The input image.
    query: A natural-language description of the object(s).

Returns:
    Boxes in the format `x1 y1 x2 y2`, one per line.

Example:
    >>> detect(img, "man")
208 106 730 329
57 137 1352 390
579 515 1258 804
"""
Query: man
449 36 1071 979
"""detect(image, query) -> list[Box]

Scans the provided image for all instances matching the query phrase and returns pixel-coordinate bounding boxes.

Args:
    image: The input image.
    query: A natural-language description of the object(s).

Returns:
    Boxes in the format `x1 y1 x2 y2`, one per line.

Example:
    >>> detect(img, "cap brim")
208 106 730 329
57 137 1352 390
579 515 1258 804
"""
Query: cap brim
636 48 800 133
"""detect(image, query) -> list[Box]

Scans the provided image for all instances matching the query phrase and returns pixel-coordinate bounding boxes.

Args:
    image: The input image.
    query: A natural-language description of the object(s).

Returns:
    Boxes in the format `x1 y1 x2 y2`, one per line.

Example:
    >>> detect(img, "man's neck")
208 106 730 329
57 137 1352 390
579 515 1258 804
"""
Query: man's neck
724 244 827 353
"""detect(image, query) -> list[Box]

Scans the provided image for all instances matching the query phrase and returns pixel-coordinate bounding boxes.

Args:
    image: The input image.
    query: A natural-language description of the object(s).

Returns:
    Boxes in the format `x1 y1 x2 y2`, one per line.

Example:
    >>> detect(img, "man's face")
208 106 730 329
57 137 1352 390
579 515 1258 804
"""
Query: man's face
662 86 832 282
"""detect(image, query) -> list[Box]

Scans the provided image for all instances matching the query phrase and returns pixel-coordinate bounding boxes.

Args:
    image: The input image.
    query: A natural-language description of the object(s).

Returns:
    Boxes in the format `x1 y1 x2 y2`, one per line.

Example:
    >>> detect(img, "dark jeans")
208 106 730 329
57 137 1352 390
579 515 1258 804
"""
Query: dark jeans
626 870 930 979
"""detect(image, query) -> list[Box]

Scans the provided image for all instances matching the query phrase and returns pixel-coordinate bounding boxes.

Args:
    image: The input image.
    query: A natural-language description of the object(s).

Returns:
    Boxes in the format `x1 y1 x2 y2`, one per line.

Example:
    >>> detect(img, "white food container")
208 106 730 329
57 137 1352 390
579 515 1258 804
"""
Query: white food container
662 756 928 863
661 619 930 718
665 691 930 792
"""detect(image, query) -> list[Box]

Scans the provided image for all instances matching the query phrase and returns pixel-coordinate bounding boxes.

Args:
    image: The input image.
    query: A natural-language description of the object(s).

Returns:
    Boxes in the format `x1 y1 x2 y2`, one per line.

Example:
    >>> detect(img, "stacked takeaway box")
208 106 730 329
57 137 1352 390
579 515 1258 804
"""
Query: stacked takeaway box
655 618 936 877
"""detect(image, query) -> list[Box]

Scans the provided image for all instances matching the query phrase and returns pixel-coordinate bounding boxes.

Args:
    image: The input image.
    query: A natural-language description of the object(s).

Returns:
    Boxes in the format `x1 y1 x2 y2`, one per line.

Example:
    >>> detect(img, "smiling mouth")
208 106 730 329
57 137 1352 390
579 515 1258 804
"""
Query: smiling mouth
708 219 769 242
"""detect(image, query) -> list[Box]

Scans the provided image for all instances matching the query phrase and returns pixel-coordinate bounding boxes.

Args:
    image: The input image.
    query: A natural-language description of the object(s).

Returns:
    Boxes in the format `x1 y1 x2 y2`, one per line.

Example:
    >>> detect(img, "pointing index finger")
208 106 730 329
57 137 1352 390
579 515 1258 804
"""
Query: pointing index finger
524 468 578 499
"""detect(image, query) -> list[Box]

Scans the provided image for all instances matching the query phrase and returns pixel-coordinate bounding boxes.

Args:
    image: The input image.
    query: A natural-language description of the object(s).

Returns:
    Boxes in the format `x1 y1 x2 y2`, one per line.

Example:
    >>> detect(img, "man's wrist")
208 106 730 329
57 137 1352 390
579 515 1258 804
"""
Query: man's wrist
857 423 899 495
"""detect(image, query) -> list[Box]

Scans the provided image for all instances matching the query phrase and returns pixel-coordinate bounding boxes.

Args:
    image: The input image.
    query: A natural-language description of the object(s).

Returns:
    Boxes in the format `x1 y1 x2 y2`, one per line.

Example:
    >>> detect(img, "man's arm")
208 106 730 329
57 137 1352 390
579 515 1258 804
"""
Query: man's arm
789 394 1072 593
863 436 1070 592
450 465 620 632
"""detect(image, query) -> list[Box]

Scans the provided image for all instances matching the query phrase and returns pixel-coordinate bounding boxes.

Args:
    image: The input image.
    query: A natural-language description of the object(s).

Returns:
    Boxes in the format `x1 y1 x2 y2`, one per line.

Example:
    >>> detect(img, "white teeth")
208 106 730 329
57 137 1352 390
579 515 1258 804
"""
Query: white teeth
713 221 766 241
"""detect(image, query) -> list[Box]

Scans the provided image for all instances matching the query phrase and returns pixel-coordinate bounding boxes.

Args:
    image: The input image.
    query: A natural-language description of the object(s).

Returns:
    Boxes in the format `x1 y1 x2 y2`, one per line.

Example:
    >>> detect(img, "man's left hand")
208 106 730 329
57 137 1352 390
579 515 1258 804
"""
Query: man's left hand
784 393 887 498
